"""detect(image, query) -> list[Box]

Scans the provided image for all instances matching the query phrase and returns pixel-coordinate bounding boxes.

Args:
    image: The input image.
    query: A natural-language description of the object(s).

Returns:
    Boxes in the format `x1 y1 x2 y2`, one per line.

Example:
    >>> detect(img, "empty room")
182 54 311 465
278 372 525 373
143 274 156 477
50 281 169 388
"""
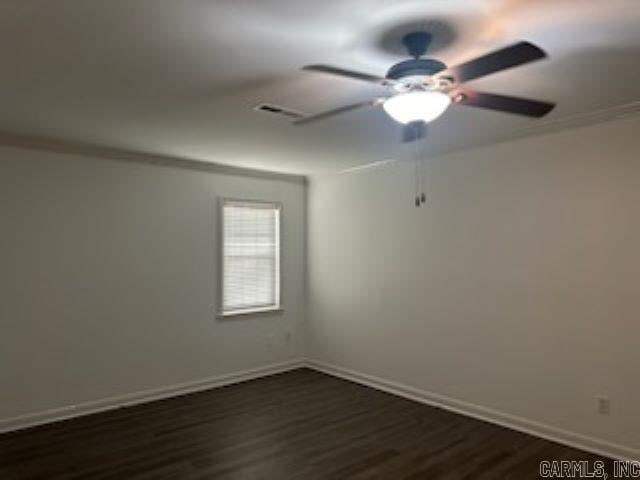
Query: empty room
1 1 639 479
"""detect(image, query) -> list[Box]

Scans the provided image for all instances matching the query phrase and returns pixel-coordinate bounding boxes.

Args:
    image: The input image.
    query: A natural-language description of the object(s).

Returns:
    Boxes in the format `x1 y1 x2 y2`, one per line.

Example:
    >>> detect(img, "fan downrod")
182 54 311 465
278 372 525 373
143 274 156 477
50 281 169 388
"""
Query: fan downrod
387 32 447 80
402 32 432 59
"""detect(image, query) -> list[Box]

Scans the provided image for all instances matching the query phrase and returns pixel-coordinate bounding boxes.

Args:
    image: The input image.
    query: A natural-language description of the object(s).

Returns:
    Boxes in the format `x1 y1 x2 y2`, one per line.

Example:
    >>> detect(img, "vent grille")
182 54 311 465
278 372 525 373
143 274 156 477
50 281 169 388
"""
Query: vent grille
254 103 303 119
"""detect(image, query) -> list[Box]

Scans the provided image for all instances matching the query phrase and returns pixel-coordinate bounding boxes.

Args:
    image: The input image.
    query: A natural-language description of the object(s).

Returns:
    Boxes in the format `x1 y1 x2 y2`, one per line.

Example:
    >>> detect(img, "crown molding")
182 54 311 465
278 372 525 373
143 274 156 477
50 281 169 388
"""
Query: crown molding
0 132 307 184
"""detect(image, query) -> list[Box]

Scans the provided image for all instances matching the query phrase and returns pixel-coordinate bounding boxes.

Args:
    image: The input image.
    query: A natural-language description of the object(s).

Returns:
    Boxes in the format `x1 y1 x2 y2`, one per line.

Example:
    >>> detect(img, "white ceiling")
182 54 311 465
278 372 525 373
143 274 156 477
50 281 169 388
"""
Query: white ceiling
0 0 639 175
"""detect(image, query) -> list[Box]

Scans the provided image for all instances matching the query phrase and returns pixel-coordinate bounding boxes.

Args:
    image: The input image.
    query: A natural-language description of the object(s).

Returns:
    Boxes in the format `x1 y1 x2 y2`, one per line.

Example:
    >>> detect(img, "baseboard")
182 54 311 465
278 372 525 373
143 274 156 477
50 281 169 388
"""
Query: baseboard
0 359 305 434
305 359 640 462
5 358 637 461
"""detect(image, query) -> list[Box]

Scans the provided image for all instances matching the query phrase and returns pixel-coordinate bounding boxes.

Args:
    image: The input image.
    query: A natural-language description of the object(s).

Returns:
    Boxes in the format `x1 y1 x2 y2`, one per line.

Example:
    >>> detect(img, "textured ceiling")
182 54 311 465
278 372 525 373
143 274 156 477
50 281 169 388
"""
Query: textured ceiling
0 0 638 175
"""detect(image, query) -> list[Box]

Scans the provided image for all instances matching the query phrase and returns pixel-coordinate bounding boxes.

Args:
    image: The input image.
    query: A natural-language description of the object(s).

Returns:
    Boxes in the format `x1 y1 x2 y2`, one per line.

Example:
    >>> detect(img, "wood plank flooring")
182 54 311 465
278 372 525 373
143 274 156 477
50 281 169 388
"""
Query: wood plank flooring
0 368 616 479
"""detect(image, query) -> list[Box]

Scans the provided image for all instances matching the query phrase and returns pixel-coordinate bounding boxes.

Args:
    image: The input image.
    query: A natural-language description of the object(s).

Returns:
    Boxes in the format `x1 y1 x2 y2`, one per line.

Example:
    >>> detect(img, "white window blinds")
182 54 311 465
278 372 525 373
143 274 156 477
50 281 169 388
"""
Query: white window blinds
221 200 281 315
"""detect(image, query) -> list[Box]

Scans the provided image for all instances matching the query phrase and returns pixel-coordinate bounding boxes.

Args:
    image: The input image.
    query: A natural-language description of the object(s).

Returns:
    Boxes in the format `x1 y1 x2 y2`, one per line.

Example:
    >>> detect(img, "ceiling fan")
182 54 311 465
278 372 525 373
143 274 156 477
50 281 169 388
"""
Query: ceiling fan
293 32 555 140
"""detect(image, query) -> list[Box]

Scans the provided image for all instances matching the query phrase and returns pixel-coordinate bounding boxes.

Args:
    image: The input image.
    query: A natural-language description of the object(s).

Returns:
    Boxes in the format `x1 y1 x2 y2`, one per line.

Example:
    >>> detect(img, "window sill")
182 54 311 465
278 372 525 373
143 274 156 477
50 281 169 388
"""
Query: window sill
217 306 283 319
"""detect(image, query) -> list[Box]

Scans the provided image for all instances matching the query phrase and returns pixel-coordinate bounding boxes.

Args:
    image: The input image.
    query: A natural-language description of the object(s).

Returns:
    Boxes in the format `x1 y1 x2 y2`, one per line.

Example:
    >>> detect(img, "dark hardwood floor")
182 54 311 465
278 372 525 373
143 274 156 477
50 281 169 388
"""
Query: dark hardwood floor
0 368 616 479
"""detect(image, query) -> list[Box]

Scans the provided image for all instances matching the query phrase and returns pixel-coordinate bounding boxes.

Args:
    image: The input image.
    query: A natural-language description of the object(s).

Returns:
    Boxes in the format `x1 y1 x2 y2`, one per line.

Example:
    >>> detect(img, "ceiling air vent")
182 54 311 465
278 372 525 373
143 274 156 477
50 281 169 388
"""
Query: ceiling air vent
254 103 303 120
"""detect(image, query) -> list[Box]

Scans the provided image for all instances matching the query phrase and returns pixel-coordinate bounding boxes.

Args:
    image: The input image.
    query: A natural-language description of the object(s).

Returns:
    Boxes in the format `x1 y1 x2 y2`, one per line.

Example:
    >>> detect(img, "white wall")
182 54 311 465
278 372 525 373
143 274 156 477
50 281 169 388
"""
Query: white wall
0 146 305 422
307 115 640 456
3 115 639 458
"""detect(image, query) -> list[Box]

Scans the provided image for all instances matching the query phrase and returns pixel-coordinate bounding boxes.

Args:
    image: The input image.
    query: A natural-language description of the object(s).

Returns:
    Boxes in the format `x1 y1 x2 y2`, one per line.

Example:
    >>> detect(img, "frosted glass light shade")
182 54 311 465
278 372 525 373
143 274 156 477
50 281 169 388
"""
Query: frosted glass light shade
383 91 451 124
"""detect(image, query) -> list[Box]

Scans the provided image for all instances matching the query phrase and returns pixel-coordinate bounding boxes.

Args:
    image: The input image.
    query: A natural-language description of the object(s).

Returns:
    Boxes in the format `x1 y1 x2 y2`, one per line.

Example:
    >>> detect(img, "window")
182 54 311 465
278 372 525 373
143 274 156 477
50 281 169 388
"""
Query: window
220 200 281 316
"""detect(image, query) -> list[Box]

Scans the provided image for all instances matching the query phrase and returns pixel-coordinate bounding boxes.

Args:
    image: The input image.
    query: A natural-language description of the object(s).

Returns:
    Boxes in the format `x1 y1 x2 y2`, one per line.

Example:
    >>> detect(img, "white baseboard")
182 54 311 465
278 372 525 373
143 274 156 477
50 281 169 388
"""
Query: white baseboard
306 359 640 462
0 359 305 434
4 358 638 462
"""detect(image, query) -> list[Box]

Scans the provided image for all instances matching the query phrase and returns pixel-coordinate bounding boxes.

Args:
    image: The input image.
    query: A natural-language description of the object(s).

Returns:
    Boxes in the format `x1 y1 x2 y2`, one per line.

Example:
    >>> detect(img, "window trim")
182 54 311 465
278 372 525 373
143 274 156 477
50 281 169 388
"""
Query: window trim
217 197 283 318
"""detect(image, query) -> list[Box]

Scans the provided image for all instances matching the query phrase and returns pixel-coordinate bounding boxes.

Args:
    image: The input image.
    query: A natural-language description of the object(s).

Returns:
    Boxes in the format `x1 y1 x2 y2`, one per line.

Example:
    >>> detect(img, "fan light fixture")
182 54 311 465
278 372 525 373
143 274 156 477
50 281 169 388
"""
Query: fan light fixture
382 91 451 124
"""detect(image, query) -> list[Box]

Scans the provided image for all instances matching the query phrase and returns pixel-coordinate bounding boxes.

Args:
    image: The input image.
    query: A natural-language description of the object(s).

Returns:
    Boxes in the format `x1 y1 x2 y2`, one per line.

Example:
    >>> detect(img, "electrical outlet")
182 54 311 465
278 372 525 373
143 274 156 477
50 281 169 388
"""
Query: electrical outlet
596 396 610 415
284 331 292 344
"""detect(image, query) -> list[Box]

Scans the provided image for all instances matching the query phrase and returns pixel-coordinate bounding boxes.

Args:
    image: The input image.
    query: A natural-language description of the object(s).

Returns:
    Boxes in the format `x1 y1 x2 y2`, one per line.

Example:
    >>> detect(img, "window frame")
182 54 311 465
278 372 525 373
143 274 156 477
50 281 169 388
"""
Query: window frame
217 197 283 318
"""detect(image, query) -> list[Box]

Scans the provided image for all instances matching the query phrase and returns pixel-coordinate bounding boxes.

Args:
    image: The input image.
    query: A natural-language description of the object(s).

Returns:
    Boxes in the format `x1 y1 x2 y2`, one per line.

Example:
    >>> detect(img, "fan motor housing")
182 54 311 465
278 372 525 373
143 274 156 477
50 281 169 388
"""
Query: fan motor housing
386 58 447 80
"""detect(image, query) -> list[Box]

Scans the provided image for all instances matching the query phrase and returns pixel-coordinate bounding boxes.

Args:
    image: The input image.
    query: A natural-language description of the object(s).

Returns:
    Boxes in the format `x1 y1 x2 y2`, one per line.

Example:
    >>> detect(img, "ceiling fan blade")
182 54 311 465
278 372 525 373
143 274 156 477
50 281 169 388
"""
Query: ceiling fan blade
402 121 427 142
294 98 384 125
444 42 547 83
303 65 392 86
454 89 555 117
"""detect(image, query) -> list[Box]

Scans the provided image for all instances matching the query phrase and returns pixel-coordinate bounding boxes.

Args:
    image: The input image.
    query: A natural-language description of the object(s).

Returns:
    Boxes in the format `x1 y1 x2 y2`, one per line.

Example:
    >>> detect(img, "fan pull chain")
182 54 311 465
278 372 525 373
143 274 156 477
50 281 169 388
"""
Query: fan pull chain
413 126 421 208
412 122 426 207
414 154 420 207
420 139 427 205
